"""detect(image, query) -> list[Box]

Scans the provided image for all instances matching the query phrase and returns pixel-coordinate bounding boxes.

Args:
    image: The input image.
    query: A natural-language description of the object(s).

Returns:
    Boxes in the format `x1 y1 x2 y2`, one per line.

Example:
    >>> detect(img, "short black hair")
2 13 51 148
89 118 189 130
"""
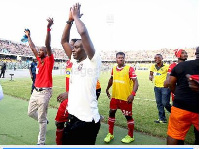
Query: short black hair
155 54 163 58
116 52 125 58
71 39 81 43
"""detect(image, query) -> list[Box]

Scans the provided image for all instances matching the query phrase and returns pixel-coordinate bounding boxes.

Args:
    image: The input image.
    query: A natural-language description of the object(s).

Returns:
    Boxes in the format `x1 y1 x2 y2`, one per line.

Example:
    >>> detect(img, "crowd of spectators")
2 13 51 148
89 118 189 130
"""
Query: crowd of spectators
0 39 68 60
0 57 30 70
0 38 196 70
100 48 195 62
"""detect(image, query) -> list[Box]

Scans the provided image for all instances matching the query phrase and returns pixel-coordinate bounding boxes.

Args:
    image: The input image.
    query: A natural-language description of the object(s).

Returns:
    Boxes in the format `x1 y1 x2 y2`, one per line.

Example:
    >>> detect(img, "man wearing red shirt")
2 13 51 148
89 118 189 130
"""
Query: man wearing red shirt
25 18 54 145
164 49 188 101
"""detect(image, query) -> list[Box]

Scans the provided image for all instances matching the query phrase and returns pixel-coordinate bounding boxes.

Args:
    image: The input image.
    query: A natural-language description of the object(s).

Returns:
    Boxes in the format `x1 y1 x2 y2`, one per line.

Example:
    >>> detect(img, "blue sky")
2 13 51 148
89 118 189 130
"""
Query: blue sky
0 0 199 51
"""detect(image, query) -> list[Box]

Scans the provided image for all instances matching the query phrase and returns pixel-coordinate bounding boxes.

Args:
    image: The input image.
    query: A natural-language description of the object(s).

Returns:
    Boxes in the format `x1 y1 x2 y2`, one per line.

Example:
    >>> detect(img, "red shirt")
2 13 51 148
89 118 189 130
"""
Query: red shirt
168 62 177 73
35 54 54 88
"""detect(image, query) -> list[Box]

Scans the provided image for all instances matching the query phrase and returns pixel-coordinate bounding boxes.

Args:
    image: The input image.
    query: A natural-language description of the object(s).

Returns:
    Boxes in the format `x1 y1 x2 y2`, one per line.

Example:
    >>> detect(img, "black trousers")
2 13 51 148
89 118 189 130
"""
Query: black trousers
31 73 36 94
96 88 101 101
62 114 100 145
0 70 5 78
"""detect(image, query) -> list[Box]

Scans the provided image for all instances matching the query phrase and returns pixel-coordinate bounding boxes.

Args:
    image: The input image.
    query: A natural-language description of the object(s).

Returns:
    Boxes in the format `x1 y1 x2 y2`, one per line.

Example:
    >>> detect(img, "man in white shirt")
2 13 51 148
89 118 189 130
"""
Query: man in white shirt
59 3 101 145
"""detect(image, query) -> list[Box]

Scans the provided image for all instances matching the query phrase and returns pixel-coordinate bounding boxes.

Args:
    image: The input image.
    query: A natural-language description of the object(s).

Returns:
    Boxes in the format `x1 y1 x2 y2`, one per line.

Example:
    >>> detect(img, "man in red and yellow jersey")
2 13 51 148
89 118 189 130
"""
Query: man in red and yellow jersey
55 59 73 145
104 52 139 144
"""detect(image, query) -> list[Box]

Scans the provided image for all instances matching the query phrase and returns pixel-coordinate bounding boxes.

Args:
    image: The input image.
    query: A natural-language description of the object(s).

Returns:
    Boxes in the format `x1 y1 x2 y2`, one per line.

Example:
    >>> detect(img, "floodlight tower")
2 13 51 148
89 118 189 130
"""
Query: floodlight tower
106 13 114 51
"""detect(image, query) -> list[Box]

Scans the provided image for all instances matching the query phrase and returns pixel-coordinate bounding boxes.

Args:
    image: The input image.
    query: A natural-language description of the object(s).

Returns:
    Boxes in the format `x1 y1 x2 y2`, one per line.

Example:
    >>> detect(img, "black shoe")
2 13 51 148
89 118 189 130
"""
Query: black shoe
47 120 49 124
154 119 167 124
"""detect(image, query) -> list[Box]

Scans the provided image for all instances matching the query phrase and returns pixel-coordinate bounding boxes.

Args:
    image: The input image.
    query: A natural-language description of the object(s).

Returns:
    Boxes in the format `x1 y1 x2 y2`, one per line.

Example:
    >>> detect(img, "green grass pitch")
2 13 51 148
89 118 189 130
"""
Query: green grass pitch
0 70 195 144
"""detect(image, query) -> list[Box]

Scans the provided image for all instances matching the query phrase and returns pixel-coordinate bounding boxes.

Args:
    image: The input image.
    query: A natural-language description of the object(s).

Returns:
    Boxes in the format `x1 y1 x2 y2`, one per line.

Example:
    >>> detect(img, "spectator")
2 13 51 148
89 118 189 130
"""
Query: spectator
149 54 171 124
0 62 6 78
29 59 37 94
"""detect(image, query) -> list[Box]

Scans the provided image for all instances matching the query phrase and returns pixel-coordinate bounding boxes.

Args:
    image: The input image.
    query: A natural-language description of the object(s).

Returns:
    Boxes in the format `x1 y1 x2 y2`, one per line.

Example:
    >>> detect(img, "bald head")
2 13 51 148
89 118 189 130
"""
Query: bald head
38 46 47 58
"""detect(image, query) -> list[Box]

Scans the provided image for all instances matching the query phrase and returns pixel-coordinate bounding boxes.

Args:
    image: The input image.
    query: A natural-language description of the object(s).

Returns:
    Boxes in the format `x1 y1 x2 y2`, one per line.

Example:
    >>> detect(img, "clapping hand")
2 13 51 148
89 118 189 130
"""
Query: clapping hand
47 17 54 28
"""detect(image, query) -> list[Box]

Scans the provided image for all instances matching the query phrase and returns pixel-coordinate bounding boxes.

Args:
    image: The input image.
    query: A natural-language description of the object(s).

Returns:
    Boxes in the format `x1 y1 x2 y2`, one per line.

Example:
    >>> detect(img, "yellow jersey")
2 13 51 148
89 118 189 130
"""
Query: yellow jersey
112 65 134 101
150 63 169 87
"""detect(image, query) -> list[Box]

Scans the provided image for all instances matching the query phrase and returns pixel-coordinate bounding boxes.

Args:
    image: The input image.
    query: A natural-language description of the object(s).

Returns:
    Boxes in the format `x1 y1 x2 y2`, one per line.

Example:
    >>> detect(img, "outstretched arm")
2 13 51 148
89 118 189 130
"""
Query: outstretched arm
61 8 74 59
71 3 95 60
45 18 54 56
25 30 38 58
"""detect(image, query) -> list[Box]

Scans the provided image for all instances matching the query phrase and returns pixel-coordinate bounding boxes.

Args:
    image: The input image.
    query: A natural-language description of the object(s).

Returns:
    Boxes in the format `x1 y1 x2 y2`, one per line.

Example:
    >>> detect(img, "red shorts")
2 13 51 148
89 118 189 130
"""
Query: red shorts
167 106 199 140
55 99 69 122
110 98 132 116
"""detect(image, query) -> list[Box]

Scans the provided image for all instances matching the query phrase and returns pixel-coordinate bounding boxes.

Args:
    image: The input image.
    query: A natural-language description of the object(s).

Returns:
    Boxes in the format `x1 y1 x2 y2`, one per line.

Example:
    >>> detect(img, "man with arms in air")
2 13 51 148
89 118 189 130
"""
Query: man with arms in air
60 3 101 145
25 18 54 145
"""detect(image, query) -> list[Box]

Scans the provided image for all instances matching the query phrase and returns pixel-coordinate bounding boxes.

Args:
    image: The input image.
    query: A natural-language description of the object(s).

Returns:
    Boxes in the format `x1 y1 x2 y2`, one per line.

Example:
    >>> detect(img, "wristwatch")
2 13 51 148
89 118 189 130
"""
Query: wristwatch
66 20 73 25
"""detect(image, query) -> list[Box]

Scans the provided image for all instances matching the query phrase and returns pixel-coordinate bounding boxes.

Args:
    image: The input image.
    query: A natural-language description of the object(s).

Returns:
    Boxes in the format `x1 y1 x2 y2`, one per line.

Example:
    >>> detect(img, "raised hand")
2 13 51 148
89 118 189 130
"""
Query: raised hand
71 3 82 19
69 7 74 21
24 29 30 37
47 17 54 28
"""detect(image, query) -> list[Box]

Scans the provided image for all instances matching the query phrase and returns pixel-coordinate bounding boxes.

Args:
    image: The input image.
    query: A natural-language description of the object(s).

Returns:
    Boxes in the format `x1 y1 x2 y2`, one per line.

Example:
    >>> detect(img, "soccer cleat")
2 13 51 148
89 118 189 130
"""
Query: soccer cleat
104 133 114 143
154 119 167 124
121 135 134 143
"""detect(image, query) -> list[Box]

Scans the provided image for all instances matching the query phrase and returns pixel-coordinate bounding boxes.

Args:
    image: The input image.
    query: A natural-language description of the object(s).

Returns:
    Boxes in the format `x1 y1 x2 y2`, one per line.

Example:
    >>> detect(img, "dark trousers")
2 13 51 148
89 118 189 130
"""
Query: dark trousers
96 88 101 101
0 70 5 78
154 87 171 121
62 114 100 145
31 73 36 94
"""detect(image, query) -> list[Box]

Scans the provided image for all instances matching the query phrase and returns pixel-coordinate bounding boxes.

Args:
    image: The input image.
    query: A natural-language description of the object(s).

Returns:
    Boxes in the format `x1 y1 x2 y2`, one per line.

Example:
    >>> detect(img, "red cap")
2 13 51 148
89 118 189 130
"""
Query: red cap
174 49 184 58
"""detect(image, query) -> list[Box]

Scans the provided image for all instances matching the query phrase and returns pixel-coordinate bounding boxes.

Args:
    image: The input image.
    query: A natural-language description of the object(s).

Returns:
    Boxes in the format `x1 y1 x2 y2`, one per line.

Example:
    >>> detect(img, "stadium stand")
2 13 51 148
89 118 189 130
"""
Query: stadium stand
0 38 196 70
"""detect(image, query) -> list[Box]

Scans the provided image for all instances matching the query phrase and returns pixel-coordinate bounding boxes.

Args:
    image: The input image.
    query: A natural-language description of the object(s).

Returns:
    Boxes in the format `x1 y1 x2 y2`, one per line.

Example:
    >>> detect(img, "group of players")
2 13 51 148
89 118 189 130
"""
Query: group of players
24 2 198 145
